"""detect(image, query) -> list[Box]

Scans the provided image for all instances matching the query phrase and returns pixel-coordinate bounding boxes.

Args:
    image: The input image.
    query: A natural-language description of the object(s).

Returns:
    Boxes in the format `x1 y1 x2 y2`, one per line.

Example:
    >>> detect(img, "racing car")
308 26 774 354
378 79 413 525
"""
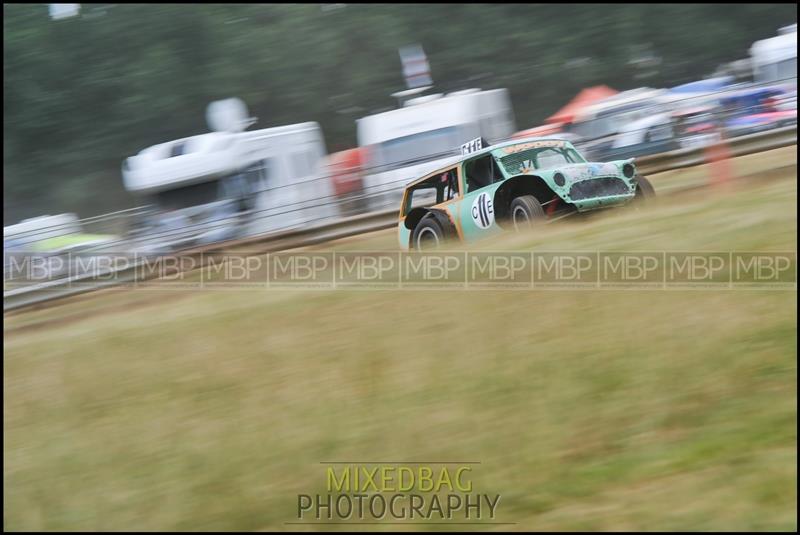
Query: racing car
398 137 654 250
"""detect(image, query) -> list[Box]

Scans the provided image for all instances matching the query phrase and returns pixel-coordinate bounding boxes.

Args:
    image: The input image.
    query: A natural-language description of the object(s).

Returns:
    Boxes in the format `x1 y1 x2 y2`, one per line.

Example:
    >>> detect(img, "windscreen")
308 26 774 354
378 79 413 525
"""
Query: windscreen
152 180 221 210
499 145 586 175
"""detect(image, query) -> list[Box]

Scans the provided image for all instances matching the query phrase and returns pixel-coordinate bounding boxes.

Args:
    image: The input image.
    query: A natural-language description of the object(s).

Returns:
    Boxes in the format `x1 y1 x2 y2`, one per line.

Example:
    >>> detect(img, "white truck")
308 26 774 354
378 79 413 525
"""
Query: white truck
355 88 516 211
122 100 337 251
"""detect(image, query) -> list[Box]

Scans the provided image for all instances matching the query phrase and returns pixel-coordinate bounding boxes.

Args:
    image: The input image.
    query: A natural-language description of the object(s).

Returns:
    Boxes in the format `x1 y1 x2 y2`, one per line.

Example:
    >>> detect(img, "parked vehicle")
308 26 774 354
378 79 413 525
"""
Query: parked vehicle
568 88 667 161
750 24 797 86
718 87 797 137
604 113 680 160
672 107 722 149
356 88 516 212
725 109 797 137
123 100 336 251
5 213 114 250
3 213 118 281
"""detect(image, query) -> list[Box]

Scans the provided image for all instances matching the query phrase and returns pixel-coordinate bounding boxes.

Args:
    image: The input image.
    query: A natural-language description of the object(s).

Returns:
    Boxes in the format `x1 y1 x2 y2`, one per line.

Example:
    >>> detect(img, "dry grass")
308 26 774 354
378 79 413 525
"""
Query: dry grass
3 154 797 531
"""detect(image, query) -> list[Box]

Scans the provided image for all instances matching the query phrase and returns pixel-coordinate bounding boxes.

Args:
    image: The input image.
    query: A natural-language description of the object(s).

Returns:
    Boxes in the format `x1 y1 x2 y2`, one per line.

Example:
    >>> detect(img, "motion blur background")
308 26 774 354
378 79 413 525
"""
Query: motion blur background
3 3 798 222
4 3 798 532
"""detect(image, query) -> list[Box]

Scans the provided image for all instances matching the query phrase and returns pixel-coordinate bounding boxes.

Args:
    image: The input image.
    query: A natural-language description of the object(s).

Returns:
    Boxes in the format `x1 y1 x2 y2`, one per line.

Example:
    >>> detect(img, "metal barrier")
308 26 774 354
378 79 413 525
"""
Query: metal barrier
3 208 399 312
4 126 796 313
635 125 798 175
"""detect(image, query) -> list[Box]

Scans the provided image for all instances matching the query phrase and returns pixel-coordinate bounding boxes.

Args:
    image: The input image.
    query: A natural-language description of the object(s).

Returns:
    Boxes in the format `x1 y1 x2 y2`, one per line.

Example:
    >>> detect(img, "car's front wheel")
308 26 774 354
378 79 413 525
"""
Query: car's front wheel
633 175 656 202
510 195 546 231
412 214 446 250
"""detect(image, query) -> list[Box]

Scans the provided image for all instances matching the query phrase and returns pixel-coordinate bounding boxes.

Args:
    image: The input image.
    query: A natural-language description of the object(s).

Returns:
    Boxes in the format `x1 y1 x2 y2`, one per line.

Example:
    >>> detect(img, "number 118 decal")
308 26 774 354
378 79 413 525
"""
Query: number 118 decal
471 192 494 229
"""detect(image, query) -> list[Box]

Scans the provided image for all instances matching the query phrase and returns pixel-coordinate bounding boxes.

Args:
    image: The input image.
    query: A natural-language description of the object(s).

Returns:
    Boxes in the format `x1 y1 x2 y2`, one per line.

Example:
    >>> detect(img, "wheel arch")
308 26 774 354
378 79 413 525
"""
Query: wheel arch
406 208 458 249
493 175 560 222
404 206 432 231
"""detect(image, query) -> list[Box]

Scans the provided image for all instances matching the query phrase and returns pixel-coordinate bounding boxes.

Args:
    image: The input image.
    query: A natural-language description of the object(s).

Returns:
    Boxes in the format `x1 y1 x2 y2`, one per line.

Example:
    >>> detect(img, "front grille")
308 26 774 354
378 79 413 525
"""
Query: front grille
568 177 630 200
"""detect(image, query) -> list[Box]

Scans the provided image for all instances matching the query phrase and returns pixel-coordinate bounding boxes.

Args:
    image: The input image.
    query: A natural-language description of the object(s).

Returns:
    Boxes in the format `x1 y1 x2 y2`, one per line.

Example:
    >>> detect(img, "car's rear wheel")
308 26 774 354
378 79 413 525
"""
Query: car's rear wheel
412 215 446 250
510 195 546 231
633 175 656 202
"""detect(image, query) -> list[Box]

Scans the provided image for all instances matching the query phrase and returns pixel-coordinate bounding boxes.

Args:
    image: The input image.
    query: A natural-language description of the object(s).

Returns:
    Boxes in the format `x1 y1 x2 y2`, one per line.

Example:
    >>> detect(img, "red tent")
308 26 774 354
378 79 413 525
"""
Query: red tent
546 85 618 124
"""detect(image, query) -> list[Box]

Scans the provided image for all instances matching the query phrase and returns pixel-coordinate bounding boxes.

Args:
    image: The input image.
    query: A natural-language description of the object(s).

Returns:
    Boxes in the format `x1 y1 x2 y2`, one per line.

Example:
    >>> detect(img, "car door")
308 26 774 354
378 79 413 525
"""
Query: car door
457 154 504 242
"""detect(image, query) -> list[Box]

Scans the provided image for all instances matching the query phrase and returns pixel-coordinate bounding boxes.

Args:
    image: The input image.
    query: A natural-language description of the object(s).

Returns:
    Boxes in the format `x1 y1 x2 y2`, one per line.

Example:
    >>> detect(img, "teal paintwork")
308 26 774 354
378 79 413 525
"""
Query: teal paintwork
398 224 411 250
398 138 640 250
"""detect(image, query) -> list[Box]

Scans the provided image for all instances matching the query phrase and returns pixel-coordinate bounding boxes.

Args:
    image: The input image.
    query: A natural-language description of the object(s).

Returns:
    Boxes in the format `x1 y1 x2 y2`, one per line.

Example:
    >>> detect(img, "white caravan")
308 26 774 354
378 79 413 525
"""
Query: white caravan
356 88 515 210
750 24 797 86
123 102 335 251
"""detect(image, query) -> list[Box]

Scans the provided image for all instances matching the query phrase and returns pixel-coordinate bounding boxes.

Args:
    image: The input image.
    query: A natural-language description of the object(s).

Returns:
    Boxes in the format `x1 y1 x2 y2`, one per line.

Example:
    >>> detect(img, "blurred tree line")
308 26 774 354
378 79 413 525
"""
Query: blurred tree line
3 3 797 223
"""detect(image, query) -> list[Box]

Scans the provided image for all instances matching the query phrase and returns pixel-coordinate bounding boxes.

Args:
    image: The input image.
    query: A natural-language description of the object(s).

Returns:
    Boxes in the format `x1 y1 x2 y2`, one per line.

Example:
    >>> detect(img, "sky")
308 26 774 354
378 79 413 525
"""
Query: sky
48 3 80 20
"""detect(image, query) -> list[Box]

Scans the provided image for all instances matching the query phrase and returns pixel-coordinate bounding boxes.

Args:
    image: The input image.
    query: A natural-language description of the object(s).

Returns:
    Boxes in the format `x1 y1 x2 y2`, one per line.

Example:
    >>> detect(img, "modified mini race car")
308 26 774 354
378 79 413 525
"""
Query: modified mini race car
398 137 654 250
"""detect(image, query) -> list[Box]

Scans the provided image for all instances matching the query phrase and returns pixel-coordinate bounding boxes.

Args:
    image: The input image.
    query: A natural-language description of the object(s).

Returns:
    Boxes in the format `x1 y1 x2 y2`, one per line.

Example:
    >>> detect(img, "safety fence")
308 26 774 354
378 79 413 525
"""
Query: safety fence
3 125 796 312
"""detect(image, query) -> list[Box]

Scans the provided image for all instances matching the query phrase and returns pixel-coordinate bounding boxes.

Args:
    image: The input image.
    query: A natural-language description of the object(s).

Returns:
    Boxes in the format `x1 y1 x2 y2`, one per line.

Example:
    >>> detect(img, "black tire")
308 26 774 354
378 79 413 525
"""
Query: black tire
634 175 656 202
509 195 546 231
411 214 446 250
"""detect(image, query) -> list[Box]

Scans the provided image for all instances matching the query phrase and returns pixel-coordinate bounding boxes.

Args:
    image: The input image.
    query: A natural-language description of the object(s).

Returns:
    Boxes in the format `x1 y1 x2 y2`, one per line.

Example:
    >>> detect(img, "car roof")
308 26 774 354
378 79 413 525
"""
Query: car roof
467 136 572 159
405 136 571 188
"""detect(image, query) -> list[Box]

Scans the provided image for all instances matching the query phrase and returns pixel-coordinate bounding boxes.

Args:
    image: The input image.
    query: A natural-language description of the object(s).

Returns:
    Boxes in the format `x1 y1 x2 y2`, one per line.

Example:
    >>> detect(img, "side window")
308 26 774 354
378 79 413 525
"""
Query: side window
437 168 459 201
169 142 187 158
244 159 271 194
465 155 502 193
648 124 672 142
404 186 438 214
402 167 460 215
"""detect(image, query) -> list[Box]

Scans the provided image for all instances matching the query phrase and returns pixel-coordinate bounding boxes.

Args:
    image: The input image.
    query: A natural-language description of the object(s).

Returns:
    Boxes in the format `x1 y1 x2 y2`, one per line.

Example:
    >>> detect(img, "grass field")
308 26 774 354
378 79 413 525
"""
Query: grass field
4 150 797 531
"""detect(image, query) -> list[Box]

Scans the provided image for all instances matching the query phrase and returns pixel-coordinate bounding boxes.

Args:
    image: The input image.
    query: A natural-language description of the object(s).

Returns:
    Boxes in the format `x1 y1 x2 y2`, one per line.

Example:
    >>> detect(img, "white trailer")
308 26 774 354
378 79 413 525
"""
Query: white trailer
355 88 515 210
122 111 336 251
750 25 797 86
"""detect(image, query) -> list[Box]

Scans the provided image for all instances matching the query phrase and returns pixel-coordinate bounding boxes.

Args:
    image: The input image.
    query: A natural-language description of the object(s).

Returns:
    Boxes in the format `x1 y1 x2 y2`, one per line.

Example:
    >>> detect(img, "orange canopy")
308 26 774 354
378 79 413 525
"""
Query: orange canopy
512 123 565 139
546 85 618 124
